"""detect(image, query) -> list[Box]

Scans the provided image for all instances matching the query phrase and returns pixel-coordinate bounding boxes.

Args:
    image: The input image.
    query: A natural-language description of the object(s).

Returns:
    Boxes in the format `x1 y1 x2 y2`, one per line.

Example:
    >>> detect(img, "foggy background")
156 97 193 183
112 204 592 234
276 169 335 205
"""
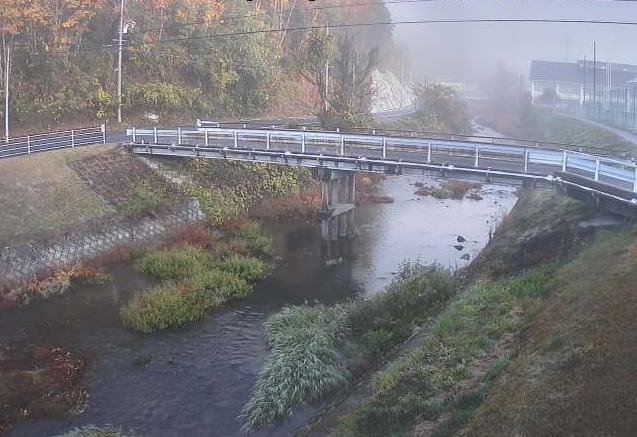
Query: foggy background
384 0 637 84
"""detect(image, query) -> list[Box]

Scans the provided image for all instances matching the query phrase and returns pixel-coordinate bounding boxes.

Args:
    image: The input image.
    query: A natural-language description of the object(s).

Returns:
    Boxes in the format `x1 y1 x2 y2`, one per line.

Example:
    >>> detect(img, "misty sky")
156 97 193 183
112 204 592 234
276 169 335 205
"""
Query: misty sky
384 0 637 83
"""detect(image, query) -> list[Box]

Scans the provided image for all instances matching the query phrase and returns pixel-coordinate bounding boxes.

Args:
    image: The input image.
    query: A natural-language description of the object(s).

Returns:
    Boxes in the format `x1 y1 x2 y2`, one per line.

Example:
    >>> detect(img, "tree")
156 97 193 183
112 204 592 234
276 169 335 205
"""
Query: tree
323 32 378 129
411 83 473 134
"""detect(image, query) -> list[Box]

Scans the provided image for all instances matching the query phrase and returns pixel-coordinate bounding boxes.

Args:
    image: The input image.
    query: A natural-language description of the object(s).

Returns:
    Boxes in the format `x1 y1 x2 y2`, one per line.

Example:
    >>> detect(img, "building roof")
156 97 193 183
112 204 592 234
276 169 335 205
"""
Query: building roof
529 60 637 88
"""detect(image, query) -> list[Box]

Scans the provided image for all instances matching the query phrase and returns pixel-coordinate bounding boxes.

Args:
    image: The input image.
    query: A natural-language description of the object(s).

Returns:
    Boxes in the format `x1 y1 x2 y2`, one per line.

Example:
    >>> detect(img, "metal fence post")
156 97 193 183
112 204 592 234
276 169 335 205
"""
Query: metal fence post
562 151 568 172
340 136 344 155
154 127 158 143
204 130 209 147
594 159 600 181
301 133 306 153
27 136 31 154
427 140 432 163
101 124 106 143
633 166 637 192
382 137 387 159
71 129 75 148
132 127 137 142
524 149 528 173
474 146 479 167
178 127 182 144
234 131 238 148
266 132 270 150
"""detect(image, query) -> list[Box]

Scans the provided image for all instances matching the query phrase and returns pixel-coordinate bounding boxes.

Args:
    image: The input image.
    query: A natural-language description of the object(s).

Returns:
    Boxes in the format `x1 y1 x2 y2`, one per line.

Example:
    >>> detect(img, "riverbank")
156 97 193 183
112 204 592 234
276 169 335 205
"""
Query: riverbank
290 189 632 436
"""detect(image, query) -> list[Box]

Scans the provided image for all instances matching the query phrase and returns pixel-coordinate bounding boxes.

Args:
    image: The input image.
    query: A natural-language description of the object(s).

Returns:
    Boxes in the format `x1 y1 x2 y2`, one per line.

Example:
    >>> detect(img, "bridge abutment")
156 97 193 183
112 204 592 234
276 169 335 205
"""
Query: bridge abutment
314 168 357 245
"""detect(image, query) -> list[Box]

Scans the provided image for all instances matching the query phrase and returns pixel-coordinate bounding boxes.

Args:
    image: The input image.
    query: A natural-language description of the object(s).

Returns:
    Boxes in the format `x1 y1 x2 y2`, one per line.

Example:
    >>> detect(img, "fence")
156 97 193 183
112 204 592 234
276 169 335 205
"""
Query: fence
126 126 637 194
0 125 106 160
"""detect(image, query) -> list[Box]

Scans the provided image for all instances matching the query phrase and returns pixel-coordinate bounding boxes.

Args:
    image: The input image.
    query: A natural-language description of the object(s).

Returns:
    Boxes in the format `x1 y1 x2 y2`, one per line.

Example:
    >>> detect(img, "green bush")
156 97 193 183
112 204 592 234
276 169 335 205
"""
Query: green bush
198 269 252 300
348 262 454 358
138 245 212 279
120 282 201 333
234 221 272 256
219 255 266 282
241 304 350 432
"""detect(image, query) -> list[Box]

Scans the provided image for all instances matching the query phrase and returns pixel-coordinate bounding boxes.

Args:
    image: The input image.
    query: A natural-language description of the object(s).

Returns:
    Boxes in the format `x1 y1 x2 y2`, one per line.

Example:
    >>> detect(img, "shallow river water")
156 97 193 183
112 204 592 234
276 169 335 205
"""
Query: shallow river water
3 175 517 437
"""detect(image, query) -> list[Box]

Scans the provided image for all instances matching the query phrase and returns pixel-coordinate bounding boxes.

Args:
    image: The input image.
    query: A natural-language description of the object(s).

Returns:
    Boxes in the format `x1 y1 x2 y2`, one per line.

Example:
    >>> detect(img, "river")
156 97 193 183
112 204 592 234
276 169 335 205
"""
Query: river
3 175 517 437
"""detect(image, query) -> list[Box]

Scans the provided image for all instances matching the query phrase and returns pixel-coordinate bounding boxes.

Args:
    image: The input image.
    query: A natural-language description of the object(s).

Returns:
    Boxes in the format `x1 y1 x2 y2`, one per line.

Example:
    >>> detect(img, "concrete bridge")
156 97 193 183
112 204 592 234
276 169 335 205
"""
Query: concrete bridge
125 126 637 227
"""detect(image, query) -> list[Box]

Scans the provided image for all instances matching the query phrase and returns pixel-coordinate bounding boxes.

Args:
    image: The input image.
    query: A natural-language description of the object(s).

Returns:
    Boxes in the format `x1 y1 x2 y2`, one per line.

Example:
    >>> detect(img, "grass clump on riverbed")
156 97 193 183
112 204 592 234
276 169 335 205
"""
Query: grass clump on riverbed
241 304 351 432
241 263 455 432
335 268 552 437
121 243 267 333
54 425 135 437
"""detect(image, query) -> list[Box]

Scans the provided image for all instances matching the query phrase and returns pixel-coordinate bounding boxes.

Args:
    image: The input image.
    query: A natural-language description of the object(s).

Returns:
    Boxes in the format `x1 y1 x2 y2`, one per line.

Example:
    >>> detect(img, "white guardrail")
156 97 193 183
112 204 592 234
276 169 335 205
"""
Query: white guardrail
0 125 106 160
126 126 637 195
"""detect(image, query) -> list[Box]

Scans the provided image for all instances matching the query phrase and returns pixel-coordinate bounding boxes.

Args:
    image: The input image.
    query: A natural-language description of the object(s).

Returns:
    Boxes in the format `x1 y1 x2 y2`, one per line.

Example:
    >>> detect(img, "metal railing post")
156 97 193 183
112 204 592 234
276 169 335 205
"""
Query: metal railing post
204 130 209 147
562 151 568 172
427 140 432 163
474 146 479 167
71 130 75 148
266 132 270 150
154 127 158 143
524 149 528 173
234 131 238 148
132 127 136 142
382 137 387 159
178 127 182 144
27 136 31 154
101 124 106 143
633 166 637 193
340 136 344 155
301 132 306 153
594 159 600 181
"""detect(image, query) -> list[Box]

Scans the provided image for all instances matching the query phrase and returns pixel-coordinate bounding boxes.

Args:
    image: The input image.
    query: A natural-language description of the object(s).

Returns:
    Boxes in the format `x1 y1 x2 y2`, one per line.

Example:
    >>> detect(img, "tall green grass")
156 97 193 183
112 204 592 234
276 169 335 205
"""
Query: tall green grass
122 244 267 333
348 262 454 358
241 263 455 432
241 304 350 432
219 255 266 282
336 269 552 437
234 221 272 256
137 245 212 278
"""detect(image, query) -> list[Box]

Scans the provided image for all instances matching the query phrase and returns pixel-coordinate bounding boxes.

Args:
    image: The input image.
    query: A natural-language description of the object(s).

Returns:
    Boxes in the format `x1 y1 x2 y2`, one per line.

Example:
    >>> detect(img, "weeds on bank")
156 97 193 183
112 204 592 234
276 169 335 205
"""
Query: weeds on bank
241 263 455 432
121 226 270 333
335 269 552 437
241 304 351 433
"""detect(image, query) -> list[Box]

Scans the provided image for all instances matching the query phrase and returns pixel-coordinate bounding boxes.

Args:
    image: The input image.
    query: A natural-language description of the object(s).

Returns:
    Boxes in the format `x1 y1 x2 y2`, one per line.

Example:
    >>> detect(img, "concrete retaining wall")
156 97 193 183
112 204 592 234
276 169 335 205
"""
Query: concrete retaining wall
0 197 205 283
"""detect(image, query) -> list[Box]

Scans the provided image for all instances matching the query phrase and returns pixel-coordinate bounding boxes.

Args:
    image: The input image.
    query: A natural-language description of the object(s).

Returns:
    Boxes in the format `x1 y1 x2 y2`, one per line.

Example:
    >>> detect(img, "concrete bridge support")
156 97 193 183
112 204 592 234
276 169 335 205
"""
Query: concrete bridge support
314 168 357 260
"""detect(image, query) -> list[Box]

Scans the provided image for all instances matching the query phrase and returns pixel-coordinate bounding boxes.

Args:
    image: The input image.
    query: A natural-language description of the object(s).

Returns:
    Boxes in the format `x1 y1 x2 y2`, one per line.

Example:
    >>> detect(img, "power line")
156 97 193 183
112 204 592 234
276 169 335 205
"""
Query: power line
15 17 637 58
141 0 428 34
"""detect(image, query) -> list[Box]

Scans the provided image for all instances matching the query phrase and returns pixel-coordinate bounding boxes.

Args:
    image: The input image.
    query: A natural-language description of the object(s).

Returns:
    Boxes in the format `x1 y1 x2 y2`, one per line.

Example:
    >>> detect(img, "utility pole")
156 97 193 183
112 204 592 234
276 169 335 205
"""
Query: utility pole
593 42 596 110
4 47 9 144
324 20 329 113
117 0 124 123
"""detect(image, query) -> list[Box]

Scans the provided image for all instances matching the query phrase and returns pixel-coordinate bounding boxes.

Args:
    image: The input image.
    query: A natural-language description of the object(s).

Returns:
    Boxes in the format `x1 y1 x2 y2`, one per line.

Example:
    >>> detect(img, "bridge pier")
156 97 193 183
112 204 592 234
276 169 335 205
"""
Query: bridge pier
314 168 357 244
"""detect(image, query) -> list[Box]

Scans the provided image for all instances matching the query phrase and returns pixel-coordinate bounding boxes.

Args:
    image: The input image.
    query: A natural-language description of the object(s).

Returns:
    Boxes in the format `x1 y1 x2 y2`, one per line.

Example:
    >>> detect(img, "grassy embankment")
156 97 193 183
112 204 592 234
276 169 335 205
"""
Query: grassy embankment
476 105 637 157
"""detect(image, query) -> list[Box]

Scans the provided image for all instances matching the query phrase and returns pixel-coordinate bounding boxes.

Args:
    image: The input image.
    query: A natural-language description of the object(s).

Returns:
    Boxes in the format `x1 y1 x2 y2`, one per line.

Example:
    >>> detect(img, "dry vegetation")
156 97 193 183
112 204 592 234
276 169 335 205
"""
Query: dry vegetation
0 346 87 434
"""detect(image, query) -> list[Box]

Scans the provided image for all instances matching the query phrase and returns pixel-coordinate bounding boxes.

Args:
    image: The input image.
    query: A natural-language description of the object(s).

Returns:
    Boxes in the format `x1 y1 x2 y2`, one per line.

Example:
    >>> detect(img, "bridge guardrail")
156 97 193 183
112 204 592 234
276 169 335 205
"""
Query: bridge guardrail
125 126 637 196
0 125 106 160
